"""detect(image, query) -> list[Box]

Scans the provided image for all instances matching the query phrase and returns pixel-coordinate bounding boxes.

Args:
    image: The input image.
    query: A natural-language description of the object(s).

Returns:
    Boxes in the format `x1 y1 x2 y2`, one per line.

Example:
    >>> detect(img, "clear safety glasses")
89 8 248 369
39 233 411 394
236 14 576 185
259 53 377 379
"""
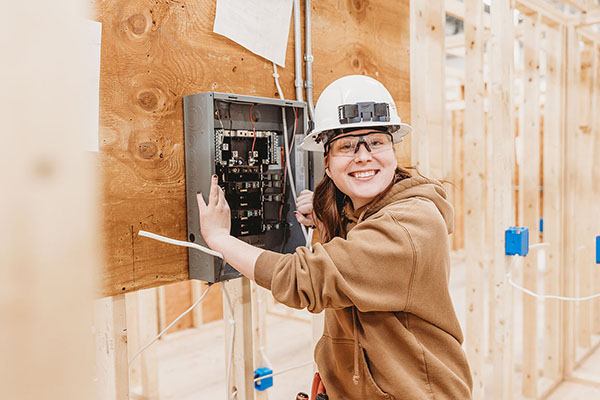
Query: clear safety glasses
326 132 393 157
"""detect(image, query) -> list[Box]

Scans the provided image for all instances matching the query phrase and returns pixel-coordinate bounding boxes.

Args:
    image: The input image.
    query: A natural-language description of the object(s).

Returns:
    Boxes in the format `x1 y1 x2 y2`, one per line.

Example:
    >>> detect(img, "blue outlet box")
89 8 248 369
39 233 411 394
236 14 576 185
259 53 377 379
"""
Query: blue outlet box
596 236 599 264
505 227 529 256
254 367 273 391
540 218 543 233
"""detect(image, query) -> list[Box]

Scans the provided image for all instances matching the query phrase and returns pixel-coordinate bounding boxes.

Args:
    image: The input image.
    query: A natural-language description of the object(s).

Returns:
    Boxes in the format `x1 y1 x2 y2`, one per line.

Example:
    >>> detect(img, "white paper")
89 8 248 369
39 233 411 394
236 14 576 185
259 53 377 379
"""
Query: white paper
83 20 102 152
213 0 293 67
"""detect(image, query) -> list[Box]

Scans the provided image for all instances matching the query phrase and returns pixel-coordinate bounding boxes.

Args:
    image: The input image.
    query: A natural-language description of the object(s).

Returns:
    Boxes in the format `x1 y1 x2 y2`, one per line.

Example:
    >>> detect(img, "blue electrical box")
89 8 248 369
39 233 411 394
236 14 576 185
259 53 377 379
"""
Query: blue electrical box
254 367 273 391
505 227 529 256
596 236 599 264
540 218 543 233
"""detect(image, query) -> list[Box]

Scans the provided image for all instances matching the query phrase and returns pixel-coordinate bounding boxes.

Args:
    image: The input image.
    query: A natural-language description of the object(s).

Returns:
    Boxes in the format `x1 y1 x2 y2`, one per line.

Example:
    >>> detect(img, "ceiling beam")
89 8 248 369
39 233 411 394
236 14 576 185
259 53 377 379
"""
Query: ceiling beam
445 0 491 28
563 0 596 12
515 0 574 26
575 7 600 26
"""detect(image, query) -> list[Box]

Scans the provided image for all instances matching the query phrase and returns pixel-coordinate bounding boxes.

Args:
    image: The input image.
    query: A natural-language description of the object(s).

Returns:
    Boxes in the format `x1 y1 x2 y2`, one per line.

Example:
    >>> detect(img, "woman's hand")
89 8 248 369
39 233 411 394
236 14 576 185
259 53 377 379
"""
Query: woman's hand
196 175 231 250
294 189 315 227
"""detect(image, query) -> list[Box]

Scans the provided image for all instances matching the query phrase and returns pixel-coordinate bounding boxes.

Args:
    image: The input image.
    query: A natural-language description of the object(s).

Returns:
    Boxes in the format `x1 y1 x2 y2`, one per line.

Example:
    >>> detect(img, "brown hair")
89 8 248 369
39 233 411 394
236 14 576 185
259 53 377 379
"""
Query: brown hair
313 167 412 242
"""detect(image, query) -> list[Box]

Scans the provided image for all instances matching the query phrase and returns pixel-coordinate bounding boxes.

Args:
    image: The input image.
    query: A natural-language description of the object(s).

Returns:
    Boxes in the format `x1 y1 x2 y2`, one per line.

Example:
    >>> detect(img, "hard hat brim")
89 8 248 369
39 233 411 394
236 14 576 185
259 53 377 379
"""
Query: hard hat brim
300 123 412 152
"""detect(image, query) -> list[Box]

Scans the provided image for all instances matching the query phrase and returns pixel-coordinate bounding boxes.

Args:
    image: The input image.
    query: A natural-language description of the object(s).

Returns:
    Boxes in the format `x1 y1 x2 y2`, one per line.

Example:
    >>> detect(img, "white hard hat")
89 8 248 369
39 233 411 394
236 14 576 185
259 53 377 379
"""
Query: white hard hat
301 75 411 152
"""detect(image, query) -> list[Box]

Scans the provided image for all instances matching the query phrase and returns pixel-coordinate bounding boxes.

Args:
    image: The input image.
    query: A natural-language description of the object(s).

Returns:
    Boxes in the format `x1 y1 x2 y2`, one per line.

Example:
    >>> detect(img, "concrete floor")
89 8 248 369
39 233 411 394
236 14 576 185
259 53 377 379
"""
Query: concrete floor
150 252 600 399
156 314 313 399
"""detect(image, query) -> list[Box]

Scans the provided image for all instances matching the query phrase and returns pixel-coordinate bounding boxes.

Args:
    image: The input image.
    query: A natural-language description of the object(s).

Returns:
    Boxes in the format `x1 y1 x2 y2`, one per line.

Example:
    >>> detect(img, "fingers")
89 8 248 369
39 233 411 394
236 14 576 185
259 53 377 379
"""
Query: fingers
209 175 219 205
296 190 314 216
196 192 207 211
294 211 314 226
296 203 313 215
217 184 229 209
297 190 313 201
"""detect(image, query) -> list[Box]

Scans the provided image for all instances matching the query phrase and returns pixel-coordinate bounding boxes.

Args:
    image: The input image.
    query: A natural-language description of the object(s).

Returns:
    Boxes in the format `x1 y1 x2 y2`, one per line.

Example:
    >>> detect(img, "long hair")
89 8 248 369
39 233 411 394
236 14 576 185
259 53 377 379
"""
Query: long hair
313 167 412 242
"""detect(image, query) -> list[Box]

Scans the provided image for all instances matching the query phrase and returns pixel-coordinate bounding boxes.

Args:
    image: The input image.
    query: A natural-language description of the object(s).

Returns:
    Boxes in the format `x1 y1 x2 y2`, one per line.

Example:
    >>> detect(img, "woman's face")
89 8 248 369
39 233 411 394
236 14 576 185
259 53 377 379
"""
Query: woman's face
324 128 398 209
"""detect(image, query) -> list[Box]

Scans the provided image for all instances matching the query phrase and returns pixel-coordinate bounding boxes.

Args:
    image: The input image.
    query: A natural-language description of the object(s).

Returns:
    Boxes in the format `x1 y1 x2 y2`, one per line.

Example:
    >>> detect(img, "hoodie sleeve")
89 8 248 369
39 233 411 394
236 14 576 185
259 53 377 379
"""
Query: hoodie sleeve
254 206 428 313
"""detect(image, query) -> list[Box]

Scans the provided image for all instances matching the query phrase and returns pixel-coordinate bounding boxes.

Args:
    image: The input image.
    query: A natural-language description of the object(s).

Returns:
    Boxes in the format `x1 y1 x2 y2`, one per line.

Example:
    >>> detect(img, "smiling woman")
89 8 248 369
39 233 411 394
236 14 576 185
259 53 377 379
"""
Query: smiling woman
197 75 473 399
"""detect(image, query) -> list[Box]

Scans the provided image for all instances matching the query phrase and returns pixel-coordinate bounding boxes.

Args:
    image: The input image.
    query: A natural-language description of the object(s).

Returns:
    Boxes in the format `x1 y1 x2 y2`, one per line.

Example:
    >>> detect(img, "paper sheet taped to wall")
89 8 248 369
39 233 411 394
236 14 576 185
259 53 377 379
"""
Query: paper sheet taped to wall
213 0 293 67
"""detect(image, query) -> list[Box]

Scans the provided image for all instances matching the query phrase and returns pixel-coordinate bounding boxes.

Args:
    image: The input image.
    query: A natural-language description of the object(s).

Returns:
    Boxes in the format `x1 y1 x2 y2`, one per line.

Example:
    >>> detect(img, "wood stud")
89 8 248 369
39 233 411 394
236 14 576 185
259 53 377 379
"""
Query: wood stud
464 0 486 397
521 15 542 398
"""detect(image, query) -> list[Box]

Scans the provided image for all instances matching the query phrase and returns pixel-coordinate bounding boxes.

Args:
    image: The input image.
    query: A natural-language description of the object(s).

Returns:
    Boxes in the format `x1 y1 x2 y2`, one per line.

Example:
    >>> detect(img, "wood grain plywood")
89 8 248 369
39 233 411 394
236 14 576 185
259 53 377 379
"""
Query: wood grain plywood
96 0 410 297
162 281 194 332
310 0 412 165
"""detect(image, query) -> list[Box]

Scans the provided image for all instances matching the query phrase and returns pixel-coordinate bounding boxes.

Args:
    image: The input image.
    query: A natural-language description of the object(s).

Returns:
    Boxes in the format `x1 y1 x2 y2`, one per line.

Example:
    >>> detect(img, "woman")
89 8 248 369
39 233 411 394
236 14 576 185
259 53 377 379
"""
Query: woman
197 76 472 399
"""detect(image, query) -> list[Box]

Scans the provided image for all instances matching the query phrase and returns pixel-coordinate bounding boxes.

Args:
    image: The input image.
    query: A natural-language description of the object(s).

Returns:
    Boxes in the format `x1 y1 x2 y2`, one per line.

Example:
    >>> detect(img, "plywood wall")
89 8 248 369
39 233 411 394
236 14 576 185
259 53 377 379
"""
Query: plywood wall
96 0 411 297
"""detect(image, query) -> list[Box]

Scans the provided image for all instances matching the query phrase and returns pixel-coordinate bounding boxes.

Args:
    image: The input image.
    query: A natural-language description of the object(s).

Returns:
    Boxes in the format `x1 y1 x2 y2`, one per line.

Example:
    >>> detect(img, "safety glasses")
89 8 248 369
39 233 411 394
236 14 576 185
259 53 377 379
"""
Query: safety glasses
326 132 393 157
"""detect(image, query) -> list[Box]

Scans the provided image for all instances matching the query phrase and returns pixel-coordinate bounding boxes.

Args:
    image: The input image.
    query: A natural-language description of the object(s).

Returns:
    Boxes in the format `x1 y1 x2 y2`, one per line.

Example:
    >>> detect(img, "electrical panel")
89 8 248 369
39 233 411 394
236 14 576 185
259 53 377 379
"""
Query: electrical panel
184 92 311 282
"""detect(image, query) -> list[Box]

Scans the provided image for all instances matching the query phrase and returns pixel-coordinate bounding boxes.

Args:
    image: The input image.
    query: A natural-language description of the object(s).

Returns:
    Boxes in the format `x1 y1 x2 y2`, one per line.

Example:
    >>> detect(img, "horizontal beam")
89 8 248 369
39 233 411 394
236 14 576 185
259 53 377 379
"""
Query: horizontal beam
446 0 491 28
515 0 600 44
575 8 600 26
515 0 574 25
563 0 597 12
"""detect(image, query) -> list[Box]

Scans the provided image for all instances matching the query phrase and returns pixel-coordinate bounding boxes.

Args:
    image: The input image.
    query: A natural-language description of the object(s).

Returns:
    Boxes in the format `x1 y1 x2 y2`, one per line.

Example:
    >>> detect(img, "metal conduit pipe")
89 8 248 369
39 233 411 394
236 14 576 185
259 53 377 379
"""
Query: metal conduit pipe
293 0 304 102
304 0 315 121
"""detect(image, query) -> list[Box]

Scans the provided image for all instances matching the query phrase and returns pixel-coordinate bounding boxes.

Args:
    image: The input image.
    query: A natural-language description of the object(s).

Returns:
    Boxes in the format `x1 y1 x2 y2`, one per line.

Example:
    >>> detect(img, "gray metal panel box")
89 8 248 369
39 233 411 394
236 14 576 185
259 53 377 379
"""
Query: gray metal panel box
184 92 310 283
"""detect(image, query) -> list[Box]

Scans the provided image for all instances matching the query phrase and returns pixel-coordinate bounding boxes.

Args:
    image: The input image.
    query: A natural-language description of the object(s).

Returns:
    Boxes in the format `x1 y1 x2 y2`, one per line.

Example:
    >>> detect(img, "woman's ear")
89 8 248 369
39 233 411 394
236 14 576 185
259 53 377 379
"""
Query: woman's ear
324 156 331 178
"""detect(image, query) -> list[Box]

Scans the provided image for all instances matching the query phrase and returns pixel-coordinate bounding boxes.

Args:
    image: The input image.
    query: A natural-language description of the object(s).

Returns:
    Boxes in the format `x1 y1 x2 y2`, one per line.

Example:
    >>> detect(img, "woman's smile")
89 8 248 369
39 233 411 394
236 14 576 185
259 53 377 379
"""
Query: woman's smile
348 169 379 179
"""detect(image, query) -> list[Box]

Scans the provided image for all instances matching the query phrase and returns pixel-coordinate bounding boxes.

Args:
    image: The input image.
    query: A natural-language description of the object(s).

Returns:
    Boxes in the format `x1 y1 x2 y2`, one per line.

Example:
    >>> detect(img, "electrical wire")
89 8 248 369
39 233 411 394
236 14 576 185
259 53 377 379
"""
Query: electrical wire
280 107 298 221
272 62 312 248
250 104 257 153
253 360 316 383
251 281 273 370
138 229 238 399
507 242 600 301
138 230 223 258
128 283 212 367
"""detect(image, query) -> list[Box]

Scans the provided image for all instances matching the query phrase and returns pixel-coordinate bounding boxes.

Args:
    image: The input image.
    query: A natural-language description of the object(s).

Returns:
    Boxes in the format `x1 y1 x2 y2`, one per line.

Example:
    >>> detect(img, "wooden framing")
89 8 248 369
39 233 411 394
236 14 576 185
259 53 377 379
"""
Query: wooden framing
447 1 600 396
95 295 130 400
575 40 595 352
463 0 486 397
542 23 565 382
125 291 159 398
575 8 600 26
563 25 580 377
520 15 542 398
489 1 516 398
251 282 269 400
593 45 600 337
410 0 446 179
223 279 255 400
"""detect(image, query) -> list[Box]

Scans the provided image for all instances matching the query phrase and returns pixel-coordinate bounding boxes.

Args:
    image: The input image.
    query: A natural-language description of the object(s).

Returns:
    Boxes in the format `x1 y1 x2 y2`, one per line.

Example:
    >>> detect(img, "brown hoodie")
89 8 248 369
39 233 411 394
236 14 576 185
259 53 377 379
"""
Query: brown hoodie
254 176 473 399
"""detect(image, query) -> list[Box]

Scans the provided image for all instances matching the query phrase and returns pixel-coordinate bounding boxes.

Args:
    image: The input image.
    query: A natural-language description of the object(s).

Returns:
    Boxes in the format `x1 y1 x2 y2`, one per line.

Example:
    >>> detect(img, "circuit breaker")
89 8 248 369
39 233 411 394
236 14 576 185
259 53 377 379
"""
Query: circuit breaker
184 92 311 282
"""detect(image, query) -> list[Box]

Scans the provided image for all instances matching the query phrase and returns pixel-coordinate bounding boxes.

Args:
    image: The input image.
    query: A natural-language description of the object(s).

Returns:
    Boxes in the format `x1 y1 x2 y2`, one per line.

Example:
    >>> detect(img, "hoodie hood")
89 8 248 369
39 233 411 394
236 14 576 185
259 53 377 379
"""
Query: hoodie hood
344 175 454 234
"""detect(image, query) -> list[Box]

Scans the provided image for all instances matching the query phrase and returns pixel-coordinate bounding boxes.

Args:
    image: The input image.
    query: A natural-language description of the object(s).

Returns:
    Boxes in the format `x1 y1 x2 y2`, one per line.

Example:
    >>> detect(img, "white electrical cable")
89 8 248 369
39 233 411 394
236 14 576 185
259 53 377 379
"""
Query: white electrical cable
138 230 223 259
251 281 273 369
507 242 600 301
222 285 236 400
253 360 316 382
272 63 313 249
128 284 212 367
529 243 550 250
